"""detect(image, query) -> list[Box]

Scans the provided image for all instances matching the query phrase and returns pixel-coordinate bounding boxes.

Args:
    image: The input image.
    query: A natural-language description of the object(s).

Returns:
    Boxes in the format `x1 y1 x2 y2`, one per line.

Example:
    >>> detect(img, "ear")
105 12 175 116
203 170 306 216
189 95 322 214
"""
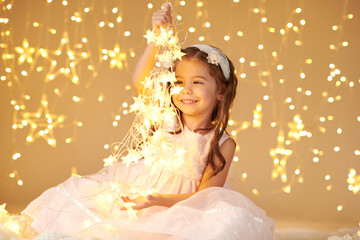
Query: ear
216 88 225 100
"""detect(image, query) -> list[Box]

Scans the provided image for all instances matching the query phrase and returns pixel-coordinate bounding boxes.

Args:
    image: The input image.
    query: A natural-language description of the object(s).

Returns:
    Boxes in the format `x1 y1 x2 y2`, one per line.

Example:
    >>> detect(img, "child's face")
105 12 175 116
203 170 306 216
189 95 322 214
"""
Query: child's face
172 59 221 123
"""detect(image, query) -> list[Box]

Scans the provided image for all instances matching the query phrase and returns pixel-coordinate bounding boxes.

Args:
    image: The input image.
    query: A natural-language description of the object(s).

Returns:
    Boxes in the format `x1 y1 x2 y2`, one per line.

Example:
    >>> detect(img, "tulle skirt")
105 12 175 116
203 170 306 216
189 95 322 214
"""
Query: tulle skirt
75 187 275 240
23 184 274 240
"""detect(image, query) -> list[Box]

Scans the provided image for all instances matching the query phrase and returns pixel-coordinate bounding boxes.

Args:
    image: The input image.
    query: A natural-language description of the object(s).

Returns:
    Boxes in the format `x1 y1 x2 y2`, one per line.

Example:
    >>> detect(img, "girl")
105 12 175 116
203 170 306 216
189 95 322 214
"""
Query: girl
19 4 275 240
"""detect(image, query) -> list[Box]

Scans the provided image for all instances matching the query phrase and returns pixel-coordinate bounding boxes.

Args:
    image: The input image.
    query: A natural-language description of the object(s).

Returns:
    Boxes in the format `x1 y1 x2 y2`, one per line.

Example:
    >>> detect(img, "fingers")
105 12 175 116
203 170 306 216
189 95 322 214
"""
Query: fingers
120 194 157 211
164 3 172 24
121 196 131 202
152 3 172 29
120 196 129 210
120 196 134 210
152 13 171 28
120 195 143 210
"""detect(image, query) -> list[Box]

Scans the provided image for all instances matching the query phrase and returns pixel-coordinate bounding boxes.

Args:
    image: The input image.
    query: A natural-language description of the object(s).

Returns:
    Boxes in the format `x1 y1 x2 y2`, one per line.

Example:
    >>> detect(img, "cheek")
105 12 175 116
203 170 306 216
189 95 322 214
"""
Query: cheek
171 94 178 101
201 88 216 99
171 95 179 106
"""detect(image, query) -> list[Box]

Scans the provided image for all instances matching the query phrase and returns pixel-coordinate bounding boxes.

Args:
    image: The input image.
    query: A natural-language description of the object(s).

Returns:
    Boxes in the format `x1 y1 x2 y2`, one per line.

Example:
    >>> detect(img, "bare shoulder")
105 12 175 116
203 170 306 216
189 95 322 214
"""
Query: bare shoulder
219 137 236 159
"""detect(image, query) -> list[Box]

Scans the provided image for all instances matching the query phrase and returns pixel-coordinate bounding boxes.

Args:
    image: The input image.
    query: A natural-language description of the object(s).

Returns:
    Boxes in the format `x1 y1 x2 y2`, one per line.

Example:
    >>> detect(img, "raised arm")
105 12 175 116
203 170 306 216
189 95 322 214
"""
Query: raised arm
131 3 173 96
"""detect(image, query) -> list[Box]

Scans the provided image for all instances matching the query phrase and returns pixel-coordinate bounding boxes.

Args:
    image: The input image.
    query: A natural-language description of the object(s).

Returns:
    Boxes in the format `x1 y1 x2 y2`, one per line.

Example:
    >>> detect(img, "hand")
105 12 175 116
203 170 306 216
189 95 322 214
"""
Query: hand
120 193 160 210
152 3 173 30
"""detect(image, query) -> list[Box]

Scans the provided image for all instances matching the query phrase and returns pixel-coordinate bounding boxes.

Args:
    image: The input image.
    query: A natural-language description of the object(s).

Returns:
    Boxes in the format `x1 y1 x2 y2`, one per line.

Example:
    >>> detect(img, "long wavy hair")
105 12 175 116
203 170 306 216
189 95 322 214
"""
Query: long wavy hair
173 46 238 176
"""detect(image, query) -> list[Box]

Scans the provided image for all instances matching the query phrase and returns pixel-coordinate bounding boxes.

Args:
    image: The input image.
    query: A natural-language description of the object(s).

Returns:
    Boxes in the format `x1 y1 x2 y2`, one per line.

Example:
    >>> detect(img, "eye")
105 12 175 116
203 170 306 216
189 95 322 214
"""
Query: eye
194 81 203 84
174 80 183 85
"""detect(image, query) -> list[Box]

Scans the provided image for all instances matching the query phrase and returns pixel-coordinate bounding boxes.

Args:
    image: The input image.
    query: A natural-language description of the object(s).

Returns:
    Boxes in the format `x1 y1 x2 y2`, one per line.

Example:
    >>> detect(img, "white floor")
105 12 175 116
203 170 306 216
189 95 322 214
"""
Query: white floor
274 226 359 240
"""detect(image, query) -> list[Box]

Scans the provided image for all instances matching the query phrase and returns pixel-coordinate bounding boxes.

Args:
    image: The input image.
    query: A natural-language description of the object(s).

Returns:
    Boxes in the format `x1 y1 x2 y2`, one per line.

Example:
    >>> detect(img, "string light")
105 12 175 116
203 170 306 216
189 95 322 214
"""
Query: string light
14 39 35 65
347 169 360 194
0 0 358 230
252 104 262 128
105 44 128 70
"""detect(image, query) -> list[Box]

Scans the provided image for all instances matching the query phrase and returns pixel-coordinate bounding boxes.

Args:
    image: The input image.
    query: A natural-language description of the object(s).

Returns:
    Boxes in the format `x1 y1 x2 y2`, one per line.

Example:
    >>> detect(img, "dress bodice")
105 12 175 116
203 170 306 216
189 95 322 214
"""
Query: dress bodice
124 123 230 194
165 124 216 181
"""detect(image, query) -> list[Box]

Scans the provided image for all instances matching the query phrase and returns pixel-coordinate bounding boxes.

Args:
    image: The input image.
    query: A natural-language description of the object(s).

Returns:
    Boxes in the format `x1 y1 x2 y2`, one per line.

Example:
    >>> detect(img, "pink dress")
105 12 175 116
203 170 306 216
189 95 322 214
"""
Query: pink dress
22 125 275 240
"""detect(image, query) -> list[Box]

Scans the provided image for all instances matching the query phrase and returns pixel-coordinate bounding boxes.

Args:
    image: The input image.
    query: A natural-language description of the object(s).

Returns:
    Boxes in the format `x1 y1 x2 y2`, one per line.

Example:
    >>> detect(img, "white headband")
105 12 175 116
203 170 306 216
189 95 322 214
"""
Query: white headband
190 44 231 80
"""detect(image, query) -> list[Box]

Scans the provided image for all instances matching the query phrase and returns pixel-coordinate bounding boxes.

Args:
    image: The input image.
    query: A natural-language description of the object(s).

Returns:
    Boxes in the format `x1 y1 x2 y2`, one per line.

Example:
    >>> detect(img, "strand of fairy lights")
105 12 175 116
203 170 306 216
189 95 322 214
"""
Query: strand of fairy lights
0 0 359 227
324 0 360 201
108 23 186 172
1 1 187 234
228 0 358 204
1 0 144 186
225 0 310 195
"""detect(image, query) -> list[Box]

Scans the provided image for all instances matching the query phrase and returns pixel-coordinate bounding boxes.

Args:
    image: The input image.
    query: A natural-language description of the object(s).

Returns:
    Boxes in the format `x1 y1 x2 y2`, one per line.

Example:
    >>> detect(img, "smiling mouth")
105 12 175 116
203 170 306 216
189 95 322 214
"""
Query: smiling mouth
180 100 198 104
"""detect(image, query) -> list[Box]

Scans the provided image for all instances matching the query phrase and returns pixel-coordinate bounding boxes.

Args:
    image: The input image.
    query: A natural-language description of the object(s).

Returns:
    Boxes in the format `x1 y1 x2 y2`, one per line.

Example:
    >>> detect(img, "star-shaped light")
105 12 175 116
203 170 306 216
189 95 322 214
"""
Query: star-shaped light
121 149 142 167
103 155 118 167
144 29 156 45
0 203 8 216
170 85 183 95
14 39 35 65
270 130 293 183
45 32 88 85
158 71 176 84
129 95 146 113
106 44 128 70
22 95 66 147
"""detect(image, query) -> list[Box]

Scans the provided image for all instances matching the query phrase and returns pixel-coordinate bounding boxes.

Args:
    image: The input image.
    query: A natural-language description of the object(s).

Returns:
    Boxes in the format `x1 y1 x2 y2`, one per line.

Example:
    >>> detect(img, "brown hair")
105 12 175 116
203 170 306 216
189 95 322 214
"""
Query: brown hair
173 46 238 176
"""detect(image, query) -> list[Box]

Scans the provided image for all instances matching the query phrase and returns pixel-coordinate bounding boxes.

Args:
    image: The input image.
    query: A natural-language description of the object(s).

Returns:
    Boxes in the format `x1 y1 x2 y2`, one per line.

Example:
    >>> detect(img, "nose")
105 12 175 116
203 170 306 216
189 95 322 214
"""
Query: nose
181 82 192 94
